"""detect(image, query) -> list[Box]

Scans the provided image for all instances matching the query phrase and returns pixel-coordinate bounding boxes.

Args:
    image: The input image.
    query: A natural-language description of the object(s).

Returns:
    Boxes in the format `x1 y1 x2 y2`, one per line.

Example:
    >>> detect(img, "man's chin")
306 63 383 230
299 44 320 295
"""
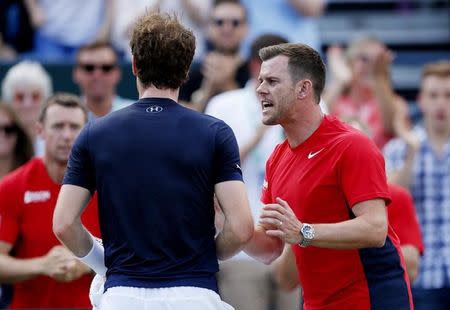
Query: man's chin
262 118 277 126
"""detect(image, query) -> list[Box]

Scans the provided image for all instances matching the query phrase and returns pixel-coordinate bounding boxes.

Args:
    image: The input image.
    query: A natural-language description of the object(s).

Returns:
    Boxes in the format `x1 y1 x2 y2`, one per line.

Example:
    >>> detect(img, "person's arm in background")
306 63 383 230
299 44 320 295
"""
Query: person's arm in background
271 244 299 291
387 105 421 188
214 181 254 260
372 46 408 137
401 245 420 282
23 0 45 28
192 53 243 112
0 243 85 283
289 0 326 17
322 46 352 112
94 0 113 42
179 0 211 27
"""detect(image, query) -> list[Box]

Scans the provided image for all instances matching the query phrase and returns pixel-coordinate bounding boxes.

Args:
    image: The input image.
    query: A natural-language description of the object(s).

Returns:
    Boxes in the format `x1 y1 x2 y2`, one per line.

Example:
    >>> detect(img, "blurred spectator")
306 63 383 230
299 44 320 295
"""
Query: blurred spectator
206 34 301 310
0 102 33 309
0 0 34 61
110 0 157 60
323 35 408 149
24 0 113 61
240 0 326 56
158 0 212 60
1 60 52 155
179 0 249 111
73 42 133 119
0 102 33 180
383 61 450 309
0 93 100 309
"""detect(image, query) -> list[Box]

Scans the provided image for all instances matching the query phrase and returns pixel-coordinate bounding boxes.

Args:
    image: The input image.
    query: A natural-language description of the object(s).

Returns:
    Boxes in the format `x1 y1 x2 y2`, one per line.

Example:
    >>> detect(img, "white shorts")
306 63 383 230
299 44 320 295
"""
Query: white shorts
99 286 235 310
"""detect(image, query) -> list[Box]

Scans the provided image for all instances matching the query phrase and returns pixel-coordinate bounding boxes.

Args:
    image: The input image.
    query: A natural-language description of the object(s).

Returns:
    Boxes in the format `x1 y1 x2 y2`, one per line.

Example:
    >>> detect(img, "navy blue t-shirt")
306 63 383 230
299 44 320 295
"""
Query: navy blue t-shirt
64 98 243 292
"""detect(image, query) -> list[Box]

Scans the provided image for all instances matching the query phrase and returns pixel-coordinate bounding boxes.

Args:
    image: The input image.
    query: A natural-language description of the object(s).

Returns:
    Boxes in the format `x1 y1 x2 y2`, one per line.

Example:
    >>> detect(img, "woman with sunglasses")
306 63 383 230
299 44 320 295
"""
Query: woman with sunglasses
0 102 34 181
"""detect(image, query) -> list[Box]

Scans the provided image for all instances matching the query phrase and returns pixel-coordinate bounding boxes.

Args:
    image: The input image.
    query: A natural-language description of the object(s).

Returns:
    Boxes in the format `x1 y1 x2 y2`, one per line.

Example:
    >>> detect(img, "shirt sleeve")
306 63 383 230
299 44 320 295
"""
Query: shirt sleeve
63 122 96 192
0 177 21 245
338 133 391 208
387 185 424 254
260 151 275 204
213 120 243 184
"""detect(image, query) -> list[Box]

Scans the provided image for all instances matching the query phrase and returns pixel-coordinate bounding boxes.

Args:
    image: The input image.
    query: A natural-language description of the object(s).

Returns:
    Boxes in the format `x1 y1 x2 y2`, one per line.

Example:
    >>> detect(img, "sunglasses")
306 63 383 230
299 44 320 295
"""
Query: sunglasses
212 18 243 28
0 124 18 135
78 63 117 73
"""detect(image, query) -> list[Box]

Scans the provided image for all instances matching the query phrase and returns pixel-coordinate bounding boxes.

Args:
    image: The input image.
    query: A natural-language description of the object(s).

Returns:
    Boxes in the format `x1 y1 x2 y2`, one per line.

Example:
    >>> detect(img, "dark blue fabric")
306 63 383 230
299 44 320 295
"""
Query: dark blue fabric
412 287 450 310
358 237 411 309
64 98 243 292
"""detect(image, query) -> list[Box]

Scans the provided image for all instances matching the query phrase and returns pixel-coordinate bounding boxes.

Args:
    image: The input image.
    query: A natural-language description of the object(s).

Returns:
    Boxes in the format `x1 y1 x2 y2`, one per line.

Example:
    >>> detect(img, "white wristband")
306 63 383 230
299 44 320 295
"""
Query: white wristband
78 234 107 276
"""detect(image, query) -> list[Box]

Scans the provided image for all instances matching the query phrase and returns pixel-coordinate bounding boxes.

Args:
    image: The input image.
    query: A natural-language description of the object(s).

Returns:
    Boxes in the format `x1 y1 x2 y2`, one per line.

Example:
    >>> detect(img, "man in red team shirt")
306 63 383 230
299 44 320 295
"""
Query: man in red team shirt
0 93 100 309
244 43 413 309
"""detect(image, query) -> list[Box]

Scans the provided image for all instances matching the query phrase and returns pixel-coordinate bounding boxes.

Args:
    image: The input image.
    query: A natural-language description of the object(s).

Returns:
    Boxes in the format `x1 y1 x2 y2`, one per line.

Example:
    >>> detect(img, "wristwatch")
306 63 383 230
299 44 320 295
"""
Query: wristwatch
299 223 315 247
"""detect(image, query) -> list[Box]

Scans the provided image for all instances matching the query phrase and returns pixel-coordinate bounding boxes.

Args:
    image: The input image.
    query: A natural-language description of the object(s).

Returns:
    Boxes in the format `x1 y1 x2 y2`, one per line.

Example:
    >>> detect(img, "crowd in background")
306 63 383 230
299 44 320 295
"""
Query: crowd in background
0 0 449 309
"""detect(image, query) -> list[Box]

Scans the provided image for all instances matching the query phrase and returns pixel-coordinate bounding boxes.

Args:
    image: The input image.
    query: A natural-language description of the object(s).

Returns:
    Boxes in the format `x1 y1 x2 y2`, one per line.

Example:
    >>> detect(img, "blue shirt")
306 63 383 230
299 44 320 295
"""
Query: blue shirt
64 97 243 292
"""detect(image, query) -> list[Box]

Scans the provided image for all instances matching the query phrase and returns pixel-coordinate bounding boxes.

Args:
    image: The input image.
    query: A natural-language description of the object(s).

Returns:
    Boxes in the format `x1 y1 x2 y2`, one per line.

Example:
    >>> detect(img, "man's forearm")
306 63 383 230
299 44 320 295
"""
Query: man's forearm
54 219 93 257
312 216 387 249
216 222 253 260
0 254 44 283
244 226 283 264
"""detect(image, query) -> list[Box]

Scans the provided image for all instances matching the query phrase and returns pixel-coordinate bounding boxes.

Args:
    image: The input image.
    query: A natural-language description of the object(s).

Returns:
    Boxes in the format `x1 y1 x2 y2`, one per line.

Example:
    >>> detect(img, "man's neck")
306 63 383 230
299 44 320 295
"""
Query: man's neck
283 104 324 149
43 157 67 184
0 156 14 179
85 94 115 118
139 84 179 102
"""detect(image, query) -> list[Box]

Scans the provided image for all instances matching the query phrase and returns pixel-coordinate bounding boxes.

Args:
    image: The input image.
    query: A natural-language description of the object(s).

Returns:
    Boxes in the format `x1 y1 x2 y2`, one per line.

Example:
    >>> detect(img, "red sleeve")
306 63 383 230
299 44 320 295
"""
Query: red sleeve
0 176 21 245
387 184 424 254
338 133 391 208
260 147 277 204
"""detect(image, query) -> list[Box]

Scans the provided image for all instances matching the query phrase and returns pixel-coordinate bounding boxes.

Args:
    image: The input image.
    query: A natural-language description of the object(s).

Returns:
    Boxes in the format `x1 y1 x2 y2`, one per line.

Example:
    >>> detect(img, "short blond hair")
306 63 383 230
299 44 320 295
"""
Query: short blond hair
421 61 450 80
1 61 52 103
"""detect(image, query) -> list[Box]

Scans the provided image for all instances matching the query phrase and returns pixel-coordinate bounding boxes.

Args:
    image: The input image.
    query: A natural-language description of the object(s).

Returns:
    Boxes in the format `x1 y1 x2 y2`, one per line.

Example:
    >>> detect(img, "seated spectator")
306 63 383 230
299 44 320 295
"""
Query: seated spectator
179 0 249 111
1 60 52 155
323 35 408 149
0 102 33 180
0 93 100 309
73 42 133 119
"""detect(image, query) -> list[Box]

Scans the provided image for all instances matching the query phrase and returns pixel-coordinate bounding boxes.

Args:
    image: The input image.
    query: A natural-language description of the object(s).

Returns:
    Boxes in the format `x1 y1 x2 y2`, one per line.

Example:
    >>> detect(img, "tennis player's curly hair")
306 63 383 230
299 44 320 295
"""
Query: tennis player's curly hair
130 12 196 90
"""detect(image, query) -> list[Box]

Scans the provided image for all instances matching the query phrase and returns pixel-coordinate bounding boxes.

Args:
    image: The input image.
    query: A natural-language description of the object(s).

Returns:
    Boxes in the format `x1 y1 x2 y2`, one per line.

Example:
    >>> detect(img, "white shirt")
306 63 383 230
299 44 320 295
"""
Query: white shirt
206 81 284 260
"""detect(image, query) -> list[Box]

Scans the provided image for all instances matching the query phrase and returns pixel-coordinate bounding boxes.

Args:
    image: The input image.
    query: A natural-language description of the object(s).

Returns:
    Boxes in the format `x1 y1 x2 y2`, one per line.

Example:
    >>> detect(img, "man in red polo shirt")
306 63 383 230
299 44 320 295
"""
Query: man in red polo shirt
0 93 100 309
244 43 413 309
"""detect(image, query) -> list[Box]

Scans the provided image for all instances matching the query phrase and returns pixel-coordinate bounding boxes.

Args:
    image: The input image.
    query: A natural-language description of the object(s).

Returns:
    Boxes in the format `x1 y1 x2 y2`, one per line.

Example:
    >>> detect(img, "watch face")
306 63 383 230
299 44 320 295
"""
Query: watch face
302 225 314 239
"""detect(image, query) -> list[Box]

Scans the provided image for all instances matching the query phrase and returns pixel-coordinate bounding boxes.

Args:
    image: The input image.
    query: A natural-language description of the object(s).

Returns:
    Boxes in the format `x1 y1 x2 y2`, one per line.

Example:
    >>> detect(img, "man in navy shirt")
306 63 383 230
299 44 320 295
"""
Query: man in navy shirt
53 11 254 310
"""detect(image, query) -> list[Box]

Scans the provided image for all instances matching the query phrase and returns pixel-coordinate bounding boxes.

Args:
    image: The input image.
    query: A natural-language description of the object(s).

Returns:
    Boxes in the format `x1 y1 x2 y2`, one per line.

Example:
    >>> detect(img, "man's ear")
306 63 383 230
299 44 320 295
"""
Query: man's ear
35 121 44 139
131 56 137 76
296 80 312 100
